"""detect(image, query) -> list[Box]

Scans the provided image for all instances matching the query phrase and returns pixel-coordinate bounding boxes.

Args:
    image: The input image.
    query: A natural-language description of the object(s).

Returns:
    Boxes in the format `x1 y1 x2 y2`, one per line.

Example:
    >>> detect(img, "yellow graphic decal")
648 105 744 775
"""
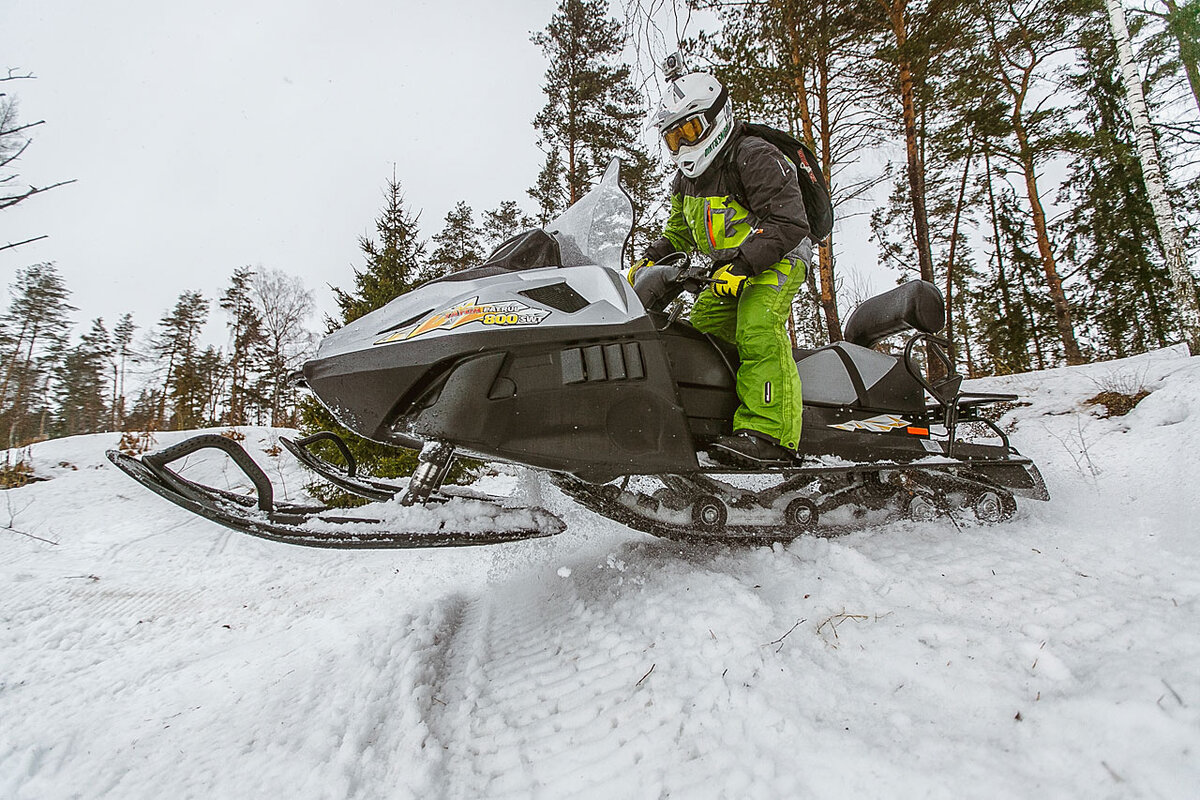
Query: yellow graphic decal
829 414 911 433
374 297 550 345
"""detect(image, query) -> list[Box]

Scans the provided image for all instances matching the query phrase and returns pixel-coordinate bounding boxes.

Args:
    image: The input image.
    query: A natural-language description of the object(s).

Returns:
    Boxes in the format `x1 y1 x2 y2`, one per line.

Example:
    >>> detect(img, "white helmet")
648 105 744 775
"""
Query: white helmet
650 71 734 179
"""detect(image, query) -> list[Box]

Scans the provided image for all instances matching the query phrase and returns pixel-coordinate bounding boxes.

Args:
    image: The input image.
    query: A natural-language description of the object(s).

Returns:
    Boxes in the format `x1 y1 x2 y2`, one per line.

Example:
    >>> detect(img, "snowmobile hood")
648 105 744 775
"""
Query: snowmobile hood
313 264 642 362
312 158 637 363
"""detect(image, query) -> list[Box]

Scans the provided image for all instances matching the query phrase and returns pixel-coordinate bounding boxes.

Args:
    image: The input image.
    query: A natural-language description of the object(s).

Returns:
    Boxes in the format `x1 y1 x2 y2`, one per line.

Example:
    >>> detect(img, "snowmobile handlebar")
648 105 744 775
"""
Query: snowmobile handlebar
631 251 730 312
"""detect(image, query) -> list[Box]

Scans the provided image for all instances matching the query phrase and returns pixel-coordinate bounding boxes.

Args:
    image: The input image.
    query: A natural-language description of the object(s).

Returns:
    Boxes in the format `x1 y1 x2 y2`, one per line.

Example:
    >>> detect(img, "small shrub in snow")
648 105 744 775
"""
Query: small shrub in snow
1084 389 1150 418
1085 368 1152 417
117 431 156 456
0 460 36 489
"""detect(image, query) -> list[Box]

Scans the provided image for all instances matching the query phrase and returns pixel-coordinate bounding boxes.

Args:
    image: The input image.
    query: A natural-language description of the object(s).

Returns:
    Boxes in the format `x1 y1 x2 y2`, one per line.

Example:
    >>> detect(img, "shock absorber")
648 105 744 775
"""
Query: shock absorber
399 441 455 506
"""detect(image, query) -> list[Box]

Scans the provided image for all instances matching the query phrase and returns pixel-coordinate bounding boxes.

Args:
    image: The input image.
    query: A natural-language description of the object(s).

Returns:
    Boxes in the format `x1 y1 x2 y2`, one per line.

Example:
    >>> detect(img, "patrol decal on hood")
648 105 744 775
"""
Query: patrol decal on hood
374 297 551 345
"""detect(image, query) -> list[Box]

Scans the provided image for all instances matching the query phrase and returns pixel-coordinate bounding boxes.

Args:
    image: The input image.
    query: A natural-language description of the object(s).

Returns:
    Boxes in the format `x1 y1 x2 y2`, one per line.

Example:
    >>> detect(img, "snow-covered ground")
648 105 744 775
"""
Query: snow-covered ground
2 347 1199 799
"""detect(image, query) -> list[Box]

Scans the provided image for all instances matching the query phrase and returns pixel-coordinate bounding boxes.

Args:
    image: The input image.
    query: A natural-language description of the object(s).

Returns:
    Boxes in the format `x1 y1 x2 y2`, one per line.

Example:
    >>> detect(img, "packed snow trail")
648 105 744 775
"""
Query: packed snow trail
2 347 1199 798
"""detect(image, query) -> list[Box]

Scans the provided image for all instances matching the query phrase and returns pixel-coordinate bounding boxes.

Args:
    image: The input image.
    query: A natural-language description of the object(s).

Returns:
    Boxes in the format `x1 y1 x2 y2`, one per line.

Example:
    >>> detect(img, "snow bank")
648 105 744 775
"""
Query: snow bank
2 349 1199 799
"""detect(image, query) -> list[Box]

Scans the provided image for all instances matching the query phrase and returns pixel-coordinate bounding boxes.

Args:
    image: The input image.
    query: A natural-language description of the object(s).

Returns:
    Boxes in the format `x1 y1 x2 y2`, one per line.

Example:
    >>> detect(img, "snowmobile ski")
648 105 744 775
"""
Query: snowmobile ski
106 435 564 549
278 432 400 502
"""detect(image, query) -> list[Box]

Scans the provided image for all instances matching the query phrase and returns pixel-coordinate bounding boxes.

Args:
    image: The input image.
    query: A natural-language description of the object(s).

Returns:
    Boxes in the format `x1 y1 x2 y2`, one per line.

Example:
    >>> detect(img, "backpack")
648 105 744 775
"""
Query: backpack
725 122 834 243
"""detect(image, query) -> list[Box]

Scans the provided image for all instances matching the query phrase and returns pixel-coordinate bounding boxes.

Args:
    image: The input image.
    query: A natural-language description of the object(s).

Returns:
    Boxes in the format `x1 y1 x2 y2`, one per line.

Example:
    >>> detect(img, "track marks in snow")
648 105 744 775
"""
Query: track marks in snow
413 543 811 799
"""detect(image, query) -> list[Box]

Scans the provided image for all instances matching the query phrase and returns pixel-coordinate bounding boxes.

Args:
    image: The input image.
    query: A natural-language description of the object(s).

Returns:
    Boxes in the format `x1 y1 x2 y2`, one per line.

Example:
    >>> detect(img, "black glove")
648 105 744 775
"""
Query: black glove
712 254 751 277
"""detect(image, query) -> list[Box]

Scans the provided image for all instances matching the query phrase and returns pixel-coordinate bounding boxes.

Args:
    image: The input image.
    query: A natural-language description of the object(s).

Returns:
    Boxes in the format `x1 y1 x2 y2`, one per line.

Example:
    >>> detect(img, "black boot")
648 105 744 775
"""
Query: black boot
709 431 797 467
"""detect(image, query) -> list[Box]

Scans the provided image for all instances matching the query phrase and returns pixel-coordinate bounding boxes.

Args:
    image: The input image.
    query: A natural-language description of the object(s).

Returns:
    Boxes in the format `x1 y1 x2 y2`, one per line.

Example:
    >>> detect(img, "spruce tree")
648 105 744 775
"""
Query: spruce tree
54 318 111 436
973 217 1033 374
332 175 426 325
112 313 137 429
1060 17 1178 358
1104 0 1200 355
303 172 430 496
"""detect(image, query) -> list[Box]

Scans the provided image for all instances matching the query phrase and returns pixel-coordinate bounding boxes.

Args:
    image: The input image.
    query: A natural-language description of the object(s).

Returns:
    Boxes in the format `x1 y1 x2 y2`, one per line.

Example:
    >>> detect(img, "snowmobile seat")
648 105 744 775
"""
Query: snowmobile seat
792 346 820 362
796 343 925 412
842 280 945 349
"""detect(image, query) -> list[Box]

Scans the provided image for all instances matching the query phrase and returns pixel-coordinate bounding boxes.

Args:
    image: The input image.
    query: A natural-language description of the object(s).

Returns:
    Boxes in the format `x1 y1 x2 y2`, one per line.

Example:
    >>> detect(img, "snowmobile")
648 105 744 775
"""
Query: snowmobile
108 160 1048 548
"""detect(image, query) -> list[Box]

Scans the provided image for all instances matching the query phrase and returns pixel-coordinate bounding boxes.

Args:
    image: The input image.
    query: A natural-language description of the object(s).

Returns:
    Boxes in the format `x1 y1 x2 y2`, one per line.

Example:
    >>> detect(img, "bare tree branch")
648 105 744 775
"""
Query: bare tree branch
0 179 77 211
0 235 48 253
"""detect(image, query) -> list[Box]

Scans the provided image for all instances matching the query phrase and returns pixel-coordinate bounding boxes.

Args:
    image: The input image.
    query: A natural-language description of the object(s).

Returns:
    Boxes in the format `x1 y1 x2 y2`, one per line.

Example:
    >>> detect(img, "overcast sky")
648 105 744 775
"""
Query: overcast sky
2 0 574 338
4 0 891 350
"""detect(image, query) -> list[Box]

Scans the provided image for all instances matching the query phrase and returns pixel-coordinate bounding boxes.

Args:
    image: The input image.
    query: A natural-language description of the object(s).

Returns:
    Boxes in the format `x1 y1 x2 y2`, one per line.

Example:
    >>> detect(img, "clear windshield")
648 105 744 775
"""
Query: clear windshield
545 159 634 273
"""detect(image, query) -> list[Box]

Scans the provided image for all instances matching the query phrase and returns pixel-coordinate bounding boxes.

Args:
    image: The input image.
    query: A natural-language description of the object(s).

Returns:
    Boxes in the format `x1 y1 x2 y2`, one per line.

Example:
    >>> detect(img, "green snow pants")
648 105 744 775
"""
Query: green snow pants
690 256 807 451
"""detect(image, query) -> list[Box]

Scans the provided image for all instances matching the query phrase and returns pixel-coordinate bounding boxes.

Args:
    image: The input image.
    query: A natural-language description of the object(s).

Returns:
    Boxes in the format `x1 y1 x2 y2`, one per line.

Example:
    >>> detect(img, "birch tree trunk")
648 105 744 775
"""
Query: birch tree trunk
1105 0 1200 356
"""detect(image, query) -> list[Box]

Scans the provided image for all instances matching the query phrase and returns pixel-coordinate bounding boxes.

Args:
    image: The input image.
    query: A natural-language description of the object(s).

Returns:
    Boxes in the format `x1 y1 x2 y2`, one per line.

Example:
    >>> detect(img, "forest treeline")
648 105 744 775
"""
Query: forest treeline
692 0 1200 370
0 262 317 449
2 0 1197 451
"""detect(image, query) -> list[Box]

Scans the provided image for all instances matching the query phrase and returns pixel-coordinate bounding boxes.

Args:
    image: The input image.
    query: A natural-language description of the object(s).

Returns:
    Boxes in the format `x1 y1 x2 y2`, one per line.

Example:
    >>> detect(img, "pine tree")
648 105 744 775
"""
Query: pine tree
530 0 663 229
0 263 74 446
427 201 484 278
706 0 884 343
151 291 210 430
481 200 537 254
977 0 1090 364
220 266 267 425
857 0 972 293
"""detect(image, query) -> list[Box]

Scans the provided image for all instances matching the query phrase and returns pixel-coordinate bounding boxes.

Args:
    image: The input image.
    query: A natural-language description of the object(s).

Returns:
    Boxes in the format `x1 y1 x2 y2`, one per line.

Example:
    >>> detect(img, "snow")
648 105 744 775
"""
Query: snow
2 347 1199 799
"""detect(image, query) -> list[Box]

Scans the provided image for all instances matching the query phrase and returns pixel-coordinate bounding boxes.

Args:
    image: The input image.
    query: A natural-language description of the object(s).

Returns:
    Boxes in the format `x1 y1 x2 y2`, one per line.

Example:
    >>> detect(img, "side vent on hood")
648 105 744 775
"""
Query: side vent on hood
561 342 644 384
519 282 589 313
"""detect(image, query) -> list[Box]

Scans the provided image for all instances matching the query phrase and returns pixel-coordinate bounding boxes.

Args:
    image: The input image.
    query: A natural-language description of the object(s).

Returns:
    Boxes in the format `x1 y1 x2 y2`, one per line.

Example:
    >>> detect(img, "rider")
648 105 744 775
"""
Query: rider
632 65 812 466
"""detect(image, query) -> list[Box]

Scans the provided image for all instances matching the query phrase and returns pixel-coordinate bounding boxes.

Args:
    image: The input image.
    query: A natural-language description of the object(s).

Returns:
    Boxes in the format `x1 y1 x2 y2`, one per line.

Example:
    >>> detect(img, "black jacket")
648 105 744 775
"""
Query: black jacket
644 123 810 275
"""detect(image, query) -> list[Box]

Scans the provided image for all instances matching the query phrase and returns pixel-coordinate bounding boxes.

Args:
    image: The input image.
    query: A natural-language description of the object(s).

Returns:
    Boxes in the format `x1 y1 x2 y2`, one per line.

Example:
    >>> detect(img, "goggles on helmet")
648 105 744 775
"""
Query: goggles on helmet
660 85 729 153
663 115 707 153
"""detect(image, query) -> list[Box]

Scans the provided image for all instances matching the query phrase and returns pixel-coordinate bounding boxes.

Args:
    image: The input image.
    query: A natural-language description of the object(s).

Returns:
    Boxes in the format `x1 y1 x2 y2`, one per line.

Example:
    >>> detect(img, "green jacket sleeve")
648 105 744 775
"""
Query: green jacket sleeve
644 188 695 262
